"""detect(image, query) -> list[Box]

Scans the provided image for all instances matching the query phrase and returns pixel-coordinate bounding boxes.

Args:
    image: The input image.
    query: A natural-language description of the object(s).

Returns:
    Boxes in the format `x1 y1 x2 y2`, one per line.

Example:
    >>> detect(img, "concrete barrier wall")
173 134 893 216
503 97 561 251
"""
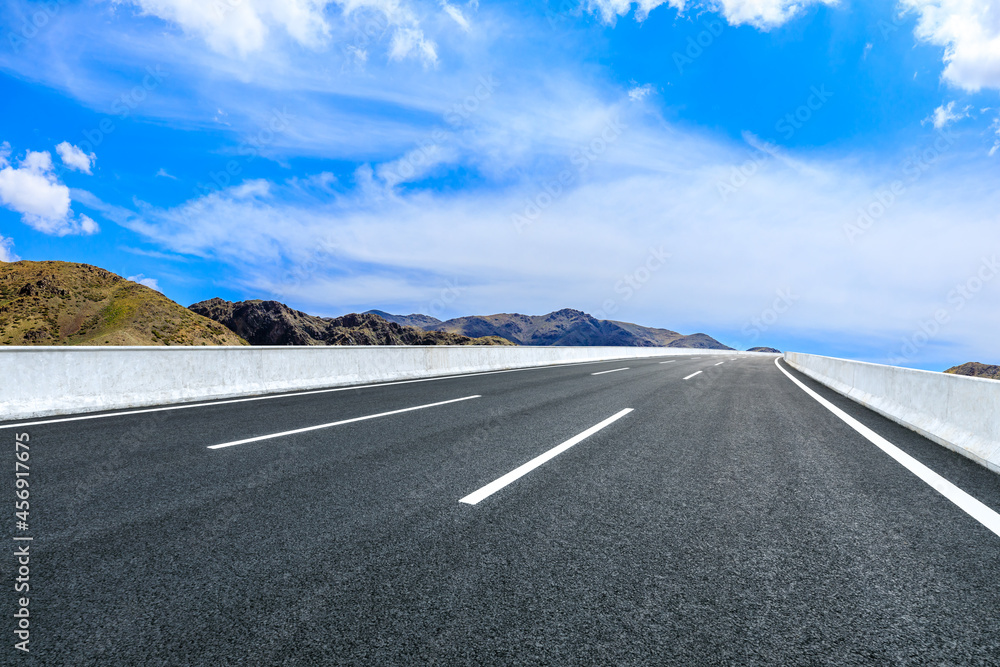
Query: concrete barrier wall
1 346 770 421
784 352 1000 474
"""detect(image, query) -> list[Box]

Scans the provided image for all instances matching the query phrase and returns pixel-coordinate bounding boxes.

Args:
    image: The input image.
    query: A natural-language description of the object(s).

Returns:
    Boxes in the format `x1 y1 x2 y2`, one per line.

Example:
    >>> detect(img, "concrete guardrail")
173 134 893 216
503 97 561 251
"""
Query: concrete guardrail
0 346 774 421
784 352 1000 474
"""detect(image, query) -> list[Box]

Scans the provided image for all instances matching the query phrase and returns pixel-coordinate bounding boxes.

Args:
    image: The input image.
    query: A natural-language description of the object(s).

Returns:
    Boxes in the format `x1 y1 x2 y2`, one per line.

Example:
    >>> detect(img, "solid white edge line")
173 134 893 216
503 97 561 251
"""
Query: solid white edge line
683 371 702 380
459 408 633 505
1 357 654 429
591 367 629 376
774 357 1000 538
208 395 481 450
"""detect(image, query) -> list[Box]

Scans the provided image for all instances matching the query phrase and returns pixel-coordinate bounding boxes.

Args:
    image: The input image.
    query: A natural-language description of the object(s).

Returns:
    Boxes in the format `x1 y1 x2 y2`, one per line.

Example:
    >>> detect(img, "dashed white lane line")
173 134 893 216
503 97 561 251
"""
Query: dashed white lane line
460 408 633 505
683 371 703 380
591 367 629 376
775 357 1000 539
714 362 725 366
208 395 481 450
659 361 676 364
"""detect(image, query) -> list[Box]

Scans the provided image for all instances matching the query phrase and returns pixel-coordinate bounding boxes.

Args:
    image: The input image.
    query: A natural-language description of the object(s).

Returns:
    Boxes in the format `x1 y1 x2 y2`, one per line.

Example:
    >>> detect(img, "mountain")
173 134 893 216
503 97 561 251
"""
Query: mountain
0 261 247 346
747 346 781 353
373 307 732 348
944 362 1000 380
190 299 514 346
364 310 444 330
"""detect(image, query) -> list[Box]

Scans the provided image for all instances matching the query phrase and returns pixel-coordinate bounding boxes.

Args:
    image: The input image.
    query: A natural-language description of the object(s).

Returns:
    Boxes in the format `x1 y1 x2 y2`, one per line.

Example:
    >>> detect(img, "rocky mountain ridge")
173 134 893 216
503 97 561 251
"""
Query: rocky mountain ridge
190 299 513 346
944 362 1000 380
368 307 733 349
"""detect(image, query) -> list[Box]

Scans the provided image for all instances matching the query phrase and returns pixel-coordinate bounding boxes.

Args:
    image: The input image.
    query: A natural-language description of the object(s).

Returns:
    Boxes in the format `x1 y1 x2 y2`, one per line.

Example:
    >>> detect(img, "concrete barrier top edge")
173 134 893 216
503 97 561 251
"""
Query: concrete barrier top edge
785 351 1000 387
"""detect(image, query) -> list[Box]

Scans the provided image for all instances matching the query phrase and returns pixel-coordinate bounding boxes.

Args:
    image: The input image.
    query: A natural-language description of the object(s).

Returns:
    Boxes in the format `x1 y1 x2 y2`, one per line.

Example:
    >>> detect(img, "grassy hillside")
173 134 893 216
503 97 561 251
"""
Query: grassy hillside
0 261 247 346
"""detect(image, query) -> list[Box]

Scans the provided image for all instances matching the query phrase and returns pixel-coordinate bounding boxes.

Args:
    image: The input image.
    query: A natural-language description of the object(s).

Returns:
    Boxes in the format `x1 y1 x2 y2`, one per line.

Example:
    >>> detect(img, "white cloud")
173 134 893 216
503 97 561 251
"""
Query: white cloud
117 0 439 63
79 214 100 234
628 83 654 101
924 100 970 128
126 273 162 291
389 27 438 64
0 143 100 236
442 2 470 30
0 235 19 262
709 0 837 29
989 115 1000 155
902 0 1000 91
586 0 835 29
155 167 177 179
55 141 96 174
587 0 683 24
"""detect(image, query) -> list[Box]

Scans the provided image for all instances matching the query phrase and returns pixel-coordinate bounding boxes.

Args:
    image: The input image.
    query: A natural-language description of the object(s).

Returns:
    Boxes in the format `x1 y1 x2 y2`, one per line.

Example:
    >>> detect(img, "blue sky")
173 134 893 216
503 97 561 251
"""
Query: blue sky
1 0 999 368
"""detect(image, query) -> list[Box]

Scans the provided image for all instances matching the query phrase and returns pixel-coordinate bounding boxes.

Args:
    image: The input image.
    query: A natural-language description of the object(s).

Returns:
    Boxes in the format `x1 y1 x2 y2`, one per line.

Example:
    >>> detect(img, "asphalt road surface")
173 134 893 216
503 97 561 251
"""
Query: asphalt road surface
3 354 1000 665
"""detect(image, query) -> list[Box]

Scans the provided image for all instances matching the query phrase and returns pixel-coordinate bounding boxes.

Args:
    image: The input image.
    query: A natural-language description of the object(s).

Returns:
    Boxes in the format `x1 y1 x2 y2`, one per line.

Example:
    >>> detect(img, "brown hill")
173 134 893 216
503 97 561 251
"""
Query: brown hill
189 298 514 346
390 307 732 349
0 261 247 346
944 362 1000 380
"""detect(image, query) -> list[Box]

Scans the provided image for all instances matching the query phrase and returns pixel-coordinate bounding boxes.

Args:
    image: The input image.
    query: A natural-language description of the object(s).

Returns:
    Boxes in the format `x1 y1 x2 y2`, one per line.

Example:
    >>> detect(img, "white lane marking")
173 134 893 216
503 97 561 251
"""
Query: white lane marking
1 357 650 430
460 408 633 505
208 395 481 450
683 371 702 380
659 361 676 364
774 357 1000 539
591 367 629 376
715 362 725 366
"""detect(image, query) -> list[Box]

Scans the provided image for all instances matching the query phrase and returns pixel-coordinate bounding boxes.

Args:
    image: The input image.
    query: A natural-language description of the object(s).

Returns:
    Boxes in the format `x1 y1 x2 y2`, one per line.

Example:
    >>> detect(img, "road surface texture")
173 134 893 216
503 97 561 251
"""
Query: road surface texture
3 355 999 665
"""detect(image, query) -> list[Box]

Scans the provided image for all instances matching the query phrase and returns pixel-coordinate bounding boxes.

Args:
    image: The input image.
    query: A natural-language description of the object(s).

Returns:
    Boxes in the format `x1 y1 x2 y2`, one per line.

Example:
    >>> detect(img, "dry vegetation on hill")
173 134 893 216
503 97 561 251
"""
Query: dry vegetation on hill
0 261 247 346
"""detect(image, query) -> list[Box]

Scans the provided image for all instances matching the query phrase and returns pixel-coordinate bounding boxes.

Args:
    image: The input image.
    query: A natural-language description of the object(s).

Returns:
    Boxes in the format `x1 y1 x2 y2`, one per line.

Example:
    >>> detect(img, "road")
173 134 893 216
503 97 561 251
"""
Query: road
3 354 1000 665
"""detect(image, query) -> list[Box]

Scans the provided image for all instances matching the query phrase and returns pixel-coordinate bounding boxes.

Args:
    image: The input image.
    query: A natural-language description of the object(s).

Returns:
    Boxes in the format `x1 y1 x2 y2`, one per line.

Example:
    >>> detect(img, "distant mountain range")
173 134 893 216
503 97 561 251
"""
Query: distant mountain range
190 299 513 346
0 261 246 346
366 308 733 349
0 259 755 350
944 362 1000 380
